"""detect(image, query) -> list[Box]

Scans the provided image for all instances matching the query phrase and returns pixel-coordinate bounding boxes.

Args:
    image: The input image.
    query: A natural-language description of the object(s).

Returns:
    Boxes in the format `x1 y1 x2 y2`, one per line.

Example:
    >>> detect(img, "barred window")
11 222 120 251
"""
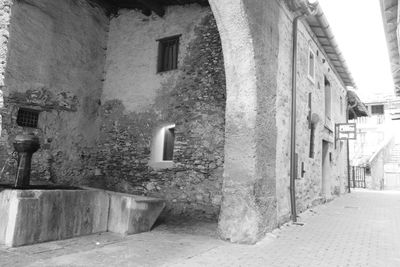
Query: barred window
157 35 180 72
16 108 39 128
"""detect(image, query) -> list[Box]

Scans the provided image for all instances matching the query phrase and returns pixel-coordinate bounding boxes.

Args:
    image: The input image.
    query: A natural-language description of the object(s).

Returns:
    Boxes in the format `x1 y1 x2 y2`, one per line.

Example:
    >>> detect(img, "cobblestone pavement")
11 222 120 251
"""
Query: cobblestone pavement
1 189 400 267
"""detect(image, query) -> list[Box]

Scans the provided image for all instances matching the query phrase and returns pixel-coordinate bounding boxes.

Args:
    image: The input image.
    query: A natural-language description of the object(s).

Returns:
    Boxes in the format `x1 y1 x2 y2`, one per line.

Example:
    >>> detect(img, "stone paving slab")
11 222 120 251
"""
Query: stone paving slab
1 190 400 267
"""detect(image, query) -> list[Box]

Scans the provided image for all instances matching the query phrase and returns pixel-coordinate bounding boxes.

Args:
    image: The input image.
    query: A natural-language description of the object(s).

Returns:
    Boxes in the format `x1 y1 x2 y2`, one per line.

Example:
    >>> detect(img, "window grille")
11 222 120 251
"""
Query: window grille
16 108 39 128
157 35 180 72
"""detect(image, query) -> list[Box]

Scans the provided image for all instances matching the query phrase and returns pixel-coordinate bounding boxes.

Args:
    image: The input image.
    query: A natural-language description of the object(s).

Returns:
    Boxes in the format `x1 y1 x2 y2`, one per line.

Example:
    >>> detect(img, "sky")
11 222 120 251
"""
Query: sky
318 0 394 100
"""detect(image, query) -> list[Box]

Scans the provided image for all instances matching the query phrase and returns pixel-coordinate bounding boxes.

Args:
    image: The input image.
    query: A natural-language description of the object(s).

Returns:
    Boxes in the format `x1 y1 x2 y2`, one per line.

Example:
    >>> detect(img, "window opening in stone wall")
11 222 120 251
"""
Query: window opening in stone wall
16 108 39 128
308 48 315 82
340 96 343 115
324 76 331 123
157 35 180 73
371 104 384 115
163 125 175 161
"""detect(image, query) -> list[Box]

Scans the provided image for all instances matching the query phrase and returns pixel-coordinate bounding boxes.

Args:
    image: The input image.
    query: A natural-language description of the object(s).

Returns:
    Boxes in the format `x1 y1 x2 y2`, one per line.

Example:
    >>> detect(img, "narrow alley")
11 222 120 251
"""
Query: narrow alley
1 190 399 267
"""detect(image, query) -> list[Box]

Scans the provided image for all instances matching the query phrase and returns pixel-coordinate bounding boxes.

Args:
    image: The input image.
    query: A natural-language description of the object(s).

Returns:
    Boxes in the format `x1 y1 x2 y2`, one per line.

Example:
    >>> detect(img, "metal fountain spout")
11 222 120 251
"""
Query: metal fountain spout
13 133 40 188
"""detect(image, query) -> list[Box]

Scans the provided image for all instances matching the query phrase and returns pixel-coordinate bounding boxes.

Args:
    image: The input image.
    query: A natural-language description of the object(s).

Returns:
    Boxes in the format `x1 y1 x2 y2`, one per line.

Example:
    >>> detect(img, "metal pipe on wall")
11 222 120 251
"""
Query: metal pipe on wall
289 0 319 223
289 14 304 223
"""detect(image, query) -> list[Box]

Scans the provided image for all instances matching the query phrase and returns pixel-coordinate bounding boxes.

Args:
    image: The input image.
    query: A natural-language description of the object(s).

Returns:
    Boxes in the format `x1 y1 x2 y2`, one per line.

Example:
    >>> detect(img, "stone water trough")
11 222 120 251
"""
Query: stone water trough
0 134 165 247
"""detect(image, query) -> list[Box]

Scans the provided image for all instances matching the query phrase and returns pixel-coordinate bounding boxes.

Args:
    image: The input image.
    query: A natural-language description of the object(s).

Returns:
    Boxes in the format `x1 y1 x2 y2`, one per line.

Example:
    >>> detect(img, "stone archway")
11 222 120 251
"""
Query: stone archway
209 0 280 244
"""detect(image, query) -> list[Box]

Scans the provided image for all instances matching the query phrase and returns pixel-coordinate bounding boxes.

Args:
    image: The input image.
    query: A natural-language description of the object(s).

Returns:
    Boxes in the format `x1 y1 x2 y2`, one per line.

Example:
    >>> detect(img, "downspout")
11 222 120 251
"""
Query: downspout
346 99 351 193
289 0 318 223
346 101 359 193
289 14 304 223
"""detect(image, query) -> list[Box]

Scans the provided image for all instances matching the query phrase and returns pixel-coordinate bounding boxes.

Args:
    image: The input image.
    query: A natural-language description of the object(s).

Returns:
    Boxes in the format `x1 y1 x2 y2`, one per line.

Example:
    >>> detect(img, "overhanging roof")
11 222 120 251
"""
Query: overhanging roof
305 4 356 88
347 90 369 120
380 0 400 96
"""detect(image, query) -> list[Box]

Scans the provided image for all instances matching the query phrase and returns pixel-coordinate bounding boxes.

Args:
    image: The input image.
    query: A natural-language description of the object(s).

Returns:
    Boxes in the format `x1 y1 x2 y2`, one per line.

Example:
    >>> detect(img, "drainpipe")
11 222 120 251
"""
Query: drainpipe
346 104 351 193
289 0 318 223
346 101 359 193
289 14 304 223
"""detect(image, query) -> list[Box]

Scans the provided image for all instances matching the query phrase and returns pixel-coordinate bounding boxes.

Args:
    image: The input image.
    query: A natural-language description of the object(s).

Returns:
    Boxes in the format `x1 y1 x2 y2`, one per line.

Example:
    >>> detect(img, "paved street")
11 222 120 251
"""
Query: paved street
1 189 400 267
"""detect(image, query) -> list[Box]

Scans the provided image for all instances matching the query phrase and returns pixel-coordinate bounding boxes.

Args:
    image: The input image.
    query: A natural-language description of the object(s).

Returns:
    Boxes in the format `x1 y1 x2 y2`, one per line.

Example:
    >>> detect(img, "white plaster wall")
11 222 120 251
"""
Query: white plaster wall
276 2 348 222
103 5 211 112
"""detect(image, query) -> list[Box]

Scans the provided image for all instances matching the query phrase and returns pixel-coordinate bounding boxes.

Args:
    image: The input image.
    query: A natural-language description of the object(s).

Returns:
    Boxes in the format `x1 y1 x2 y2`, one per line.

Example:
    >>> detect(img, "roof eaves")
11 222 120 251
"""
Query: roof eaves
380 0 400 96
305 4 356 89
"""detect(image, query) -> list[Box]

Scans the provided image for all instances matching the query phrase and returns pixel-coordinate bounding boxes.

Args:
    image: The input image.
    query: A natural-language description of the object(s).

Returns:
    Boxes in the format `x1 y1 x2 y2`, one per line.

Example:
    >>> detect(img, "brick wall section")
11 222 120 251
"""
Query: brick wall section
90 10 226 220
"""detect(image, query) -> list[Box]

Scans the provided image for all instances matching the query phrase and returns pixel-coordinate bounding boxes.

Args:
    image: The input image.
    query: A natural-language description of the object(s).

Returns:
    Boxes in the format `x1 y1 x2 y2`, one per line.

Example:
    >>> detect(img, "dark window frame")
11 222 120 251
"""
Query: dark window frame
157 35 181 73
16 108 39 128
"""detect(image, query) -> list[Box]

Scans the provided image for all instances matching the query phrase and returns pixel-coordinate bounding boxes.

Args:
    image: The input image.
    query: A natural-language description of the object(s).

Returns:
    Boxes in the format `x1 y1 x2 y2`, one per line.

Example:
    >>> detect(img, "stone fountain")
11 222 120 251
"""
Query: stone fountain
0 133 165 247
13 133 40 188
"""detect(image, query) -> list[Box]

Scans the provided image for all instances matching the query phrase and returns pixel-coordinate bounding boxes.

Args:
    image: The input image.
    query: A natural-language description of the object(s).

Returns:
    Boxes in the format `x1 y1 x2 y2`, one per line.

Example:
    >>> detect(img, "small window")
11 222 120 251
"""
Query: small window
157 35 180 72
308 49 315 81
371 105 384 115
16 108 39 128
340 96 343 115
324 76 331 122
162 125 175 161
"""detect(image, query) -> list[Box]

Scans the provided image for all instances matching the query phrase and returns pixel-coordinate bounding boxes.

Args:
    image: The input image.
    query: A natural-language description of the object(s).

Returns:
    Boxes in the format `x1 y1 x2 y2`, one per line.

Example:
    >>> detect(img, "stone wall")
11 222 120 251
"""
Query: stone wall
275 1 348 223
0 0 109 183
94 5 226 220
0 0 12 177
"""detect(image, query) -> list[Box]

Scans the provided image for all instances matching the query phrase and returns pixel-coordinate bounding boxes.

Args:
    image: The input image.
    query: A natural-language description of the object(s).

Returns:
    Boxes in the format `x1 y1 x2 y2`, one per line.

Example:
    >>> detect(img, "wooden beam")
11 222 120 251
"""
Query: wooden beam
136 0 165 17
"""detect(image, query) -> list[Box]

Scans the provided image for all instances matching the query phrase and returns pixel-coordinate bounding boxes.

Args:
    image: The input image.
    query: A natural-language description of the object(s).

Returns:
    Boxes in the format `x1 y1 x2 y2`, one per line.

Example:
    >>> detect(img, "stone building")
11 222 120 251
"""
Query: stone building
0 0 354 243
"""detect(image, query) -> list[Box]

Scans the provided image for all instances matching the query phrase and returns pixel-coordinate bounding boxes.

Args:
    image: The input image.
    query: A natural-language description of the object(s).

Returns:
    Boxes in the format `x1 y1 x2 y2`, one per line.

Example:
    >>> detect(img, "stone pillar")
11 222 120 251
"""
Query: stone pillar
209 0 280 243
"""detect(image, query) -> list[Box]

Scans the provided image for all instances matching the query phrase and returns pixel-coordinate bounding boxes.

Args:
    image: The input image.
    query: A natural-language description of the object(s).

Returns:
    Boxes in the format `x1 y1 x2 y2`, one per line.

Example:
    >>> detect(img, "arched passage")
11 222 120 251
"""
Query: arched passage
209 0 280 243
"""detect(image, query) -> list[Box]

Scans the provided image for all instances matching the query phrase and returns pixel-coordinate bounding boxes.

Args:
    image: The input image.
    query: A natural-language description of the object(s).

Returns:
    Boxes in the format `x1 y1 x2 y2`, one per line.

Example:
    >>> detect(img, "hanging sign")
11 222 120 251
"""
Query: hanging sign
336 123 356 140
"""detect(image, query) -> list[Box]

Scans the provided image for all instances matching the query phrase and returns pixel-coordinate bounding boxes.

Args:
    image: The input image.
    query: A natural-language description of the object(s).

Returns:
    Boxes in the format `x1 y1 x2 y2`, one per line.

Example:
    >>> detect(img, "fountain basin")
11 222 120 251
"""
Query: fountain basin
0 186 165 247
0 187 109 247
